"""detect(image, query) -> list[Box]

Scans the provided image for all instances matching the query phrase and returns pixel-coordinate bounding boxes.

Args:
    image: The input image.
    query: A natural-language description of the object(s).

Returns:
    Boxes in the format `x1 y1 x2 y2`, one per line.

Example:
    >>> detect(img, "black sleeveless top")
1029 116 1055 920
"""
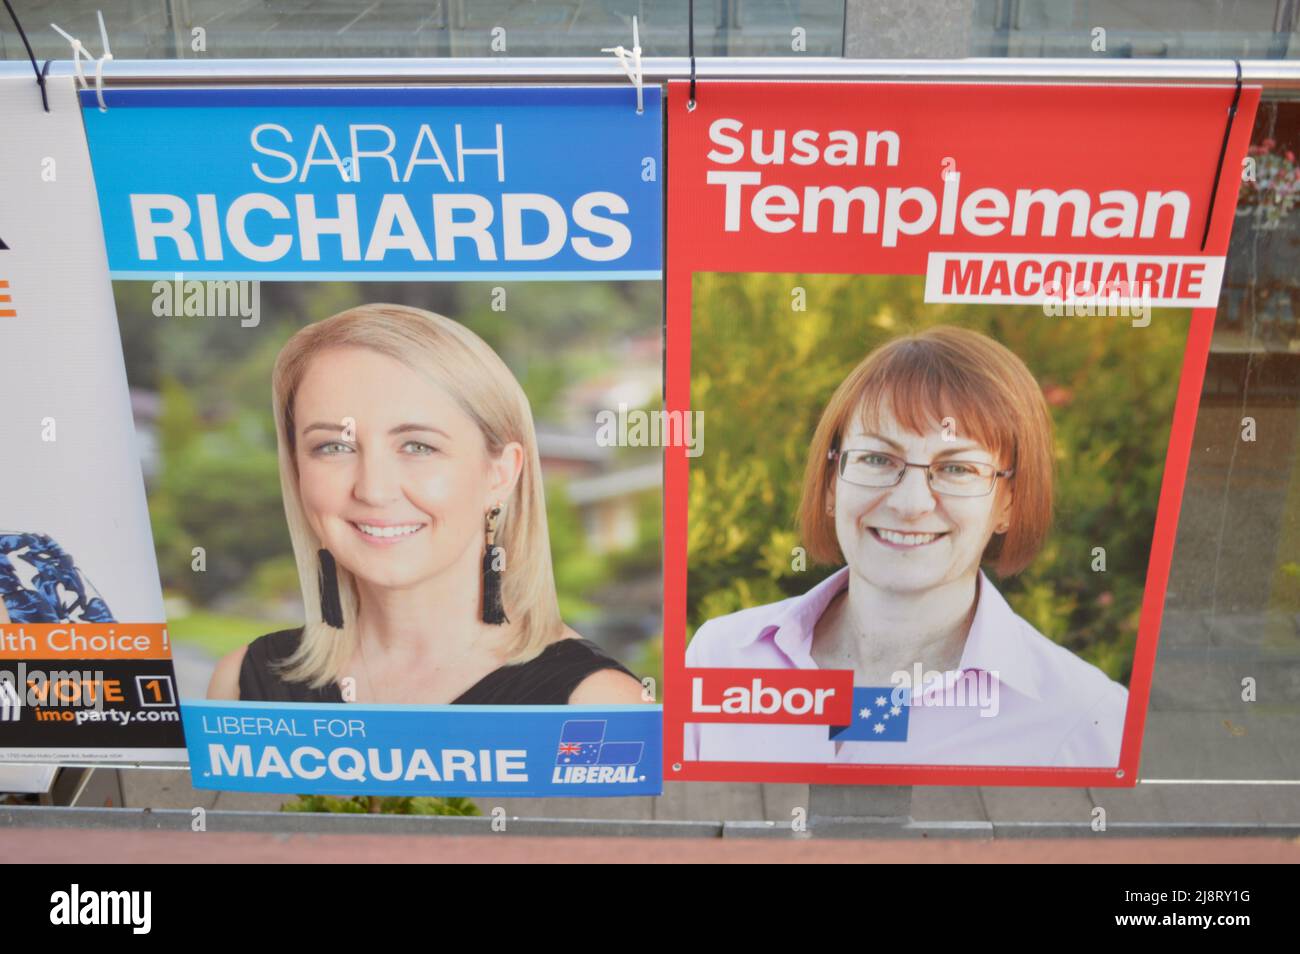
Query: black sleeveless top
237 627 636 705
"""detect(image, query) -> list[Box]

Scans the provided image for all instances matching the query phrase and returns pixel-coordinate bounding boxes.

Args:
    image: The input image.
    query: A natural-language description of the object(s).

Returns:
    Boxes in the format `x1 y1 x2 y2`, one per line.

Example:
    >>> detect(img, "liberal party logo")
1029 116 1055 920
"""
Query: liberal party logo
553 719 645 784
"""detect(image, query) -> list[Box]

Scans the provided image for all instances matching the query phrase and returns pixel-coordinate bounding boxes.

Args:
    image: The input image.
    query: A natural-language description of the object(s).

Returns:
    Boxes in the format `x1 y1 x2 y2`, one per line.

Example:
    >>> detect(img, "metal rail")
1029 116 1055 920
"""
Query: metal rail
3 805 1298 838
3 56 1300 88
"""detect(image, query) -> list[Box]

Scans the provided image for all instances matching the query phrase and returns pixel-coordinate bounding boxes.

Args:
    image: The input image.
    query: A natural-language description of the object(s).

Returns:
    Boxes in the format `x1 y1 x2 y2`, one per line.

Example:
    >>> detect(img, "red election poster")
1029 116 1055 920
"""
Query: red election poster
665 80 1259 787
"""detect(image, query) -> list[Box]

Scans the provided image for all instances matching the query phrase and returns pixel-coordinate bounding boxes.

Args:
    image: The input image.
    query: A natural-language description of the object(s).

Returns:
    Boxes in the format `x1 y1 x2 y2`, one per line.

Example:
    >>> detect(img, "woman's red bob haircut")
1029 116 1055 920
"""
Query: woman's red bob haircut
798 325 1055 578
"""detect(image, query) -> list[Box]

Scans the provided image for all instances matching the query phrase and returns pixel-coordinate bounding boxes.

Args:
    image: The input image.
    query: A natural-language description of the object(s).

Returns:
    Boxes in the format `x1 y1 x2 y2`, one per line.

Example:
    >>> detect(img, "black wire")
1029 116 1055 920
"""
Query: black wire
1201 59 1244 251
2 0 49 112
688 0 696 107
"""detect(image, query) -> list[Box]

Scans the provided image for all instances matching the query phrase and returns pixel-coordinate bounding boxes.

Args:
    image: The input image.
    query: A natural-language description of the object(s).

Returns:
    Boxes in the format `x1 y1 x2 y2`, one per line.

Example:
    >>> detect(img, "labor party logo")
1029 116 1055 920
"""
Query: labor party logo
829 688 911 742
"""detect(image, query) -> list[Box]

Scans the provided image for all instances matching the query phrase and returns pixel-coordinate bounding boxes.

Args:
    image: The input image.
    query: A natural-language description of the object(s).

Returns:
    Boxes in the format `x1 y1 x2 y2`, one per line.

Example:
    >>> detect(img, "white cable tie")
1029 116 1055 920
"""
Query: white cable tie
93 49 112 111
600 16 644 115
51 15 112 110
50 24 89 90
97 9 112 58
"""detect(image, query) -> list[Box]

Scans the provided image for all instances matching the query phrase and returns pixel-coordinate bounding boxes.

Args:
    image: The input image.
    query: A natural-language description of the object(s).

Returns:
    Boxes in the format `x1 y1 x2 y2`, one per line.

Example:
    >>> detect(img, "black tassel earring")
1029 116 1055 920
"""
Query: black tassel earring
481 504 508 625
317 548 344 628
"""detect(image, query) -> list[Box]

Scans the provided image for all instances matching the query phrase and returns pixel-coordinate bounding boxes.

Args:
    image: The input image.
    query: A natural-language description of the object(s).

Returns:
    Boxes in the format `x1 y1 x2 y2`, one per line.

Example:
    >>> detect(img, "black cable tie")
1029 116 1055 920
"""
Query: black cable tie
687 0 697 111
2 0 49 112
39 58 52 112
1200 59 1244 252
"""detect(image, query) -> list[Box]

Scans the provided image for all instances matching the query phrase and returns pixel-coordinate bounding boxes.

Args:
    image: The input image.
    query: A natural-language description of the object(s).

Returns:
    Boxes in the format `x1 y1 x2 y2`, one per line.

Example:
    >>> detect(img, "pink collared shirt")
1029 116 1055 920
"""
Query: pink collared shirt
684 566 1128 767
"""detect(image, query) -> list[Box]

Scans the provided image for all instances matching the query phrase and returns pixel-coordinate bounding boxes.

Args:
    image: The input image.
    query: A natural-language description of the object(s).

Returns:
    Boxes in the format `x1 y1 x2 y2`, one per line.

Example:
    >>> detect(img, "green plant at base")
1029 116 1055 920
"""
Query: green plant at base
281 794 481 815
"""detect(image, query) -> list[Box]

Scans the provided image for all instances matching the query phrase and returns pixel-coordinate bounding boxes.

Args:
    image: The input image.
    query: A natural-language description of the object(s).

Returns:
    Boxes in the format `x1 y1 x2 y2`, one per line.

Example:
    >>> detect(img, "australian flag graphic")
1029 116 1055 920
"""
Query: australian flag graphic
829 687 910 742
555 720 644 766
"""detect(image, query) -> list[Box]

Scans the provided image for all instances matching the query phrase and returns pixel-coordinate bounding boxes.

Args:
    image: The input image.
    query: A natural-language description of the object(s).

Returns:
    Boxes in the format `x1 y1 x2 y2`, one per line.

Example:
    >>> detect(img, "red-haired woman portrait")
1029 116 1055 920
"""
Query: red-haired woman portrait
685 325 1128 767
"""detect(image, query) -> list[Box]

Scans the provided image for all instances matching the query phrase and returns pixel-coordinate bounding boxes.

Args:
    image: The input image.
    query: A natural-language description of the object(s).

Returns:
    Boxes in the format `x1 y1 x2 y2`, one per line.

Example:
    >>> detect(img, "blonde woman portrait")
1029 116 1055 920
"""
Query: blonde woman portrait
207 304 646 706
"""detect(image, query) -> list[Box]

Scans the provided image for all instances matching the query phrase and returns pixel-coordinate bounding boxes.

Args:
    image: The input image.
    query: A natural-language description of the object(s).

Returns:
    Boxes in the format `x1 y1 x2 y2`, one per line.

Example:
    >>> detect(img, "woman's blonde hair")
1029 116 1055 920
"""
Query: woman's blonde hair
270 303 563 687
798 325 1055 578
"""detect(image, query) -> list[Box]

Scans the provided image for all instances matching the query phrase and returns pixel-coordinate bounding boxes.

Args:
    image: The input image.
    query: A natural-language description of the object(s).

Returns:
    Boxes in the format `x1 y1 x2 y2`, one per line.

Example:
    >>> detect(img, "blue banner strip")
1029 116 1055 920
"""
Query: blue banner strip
182 700 663 797
80 86 662 276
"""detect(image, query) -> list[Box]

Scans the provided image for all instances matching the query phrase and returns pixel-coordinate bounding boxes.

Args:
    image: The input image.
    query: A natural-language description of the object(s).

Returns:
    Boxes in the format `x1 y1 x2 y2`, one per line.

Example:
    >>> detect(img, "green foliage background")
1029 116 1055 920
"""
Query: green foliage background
687 273 1191 685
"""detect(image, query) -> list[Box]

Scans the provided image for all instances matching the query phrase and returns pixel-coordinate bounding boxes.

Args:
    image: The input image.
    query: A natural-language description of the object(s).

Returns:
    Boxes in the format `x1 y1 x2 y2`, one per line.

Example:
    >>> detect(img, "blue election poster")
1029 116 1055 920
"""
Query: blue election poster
81 85 664 798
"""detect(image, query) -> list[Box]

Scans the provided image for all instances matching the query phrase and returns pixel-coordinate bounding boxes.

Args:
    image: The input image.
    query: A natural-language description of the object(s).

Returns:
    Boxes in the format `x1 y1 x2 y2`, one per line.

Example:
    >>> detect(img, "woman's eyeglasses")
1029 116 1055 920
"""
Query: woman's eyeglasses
829 448 1014 498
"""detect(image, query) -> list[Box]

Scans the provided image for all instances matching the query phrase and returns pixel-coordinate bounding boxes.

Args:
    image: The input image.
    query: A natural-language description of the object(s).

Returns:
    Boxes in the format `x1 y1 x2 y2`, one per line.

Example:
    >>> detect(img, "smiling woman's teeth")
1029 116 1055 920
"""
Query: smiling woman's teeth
876 528 939 546
356 523 422 539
